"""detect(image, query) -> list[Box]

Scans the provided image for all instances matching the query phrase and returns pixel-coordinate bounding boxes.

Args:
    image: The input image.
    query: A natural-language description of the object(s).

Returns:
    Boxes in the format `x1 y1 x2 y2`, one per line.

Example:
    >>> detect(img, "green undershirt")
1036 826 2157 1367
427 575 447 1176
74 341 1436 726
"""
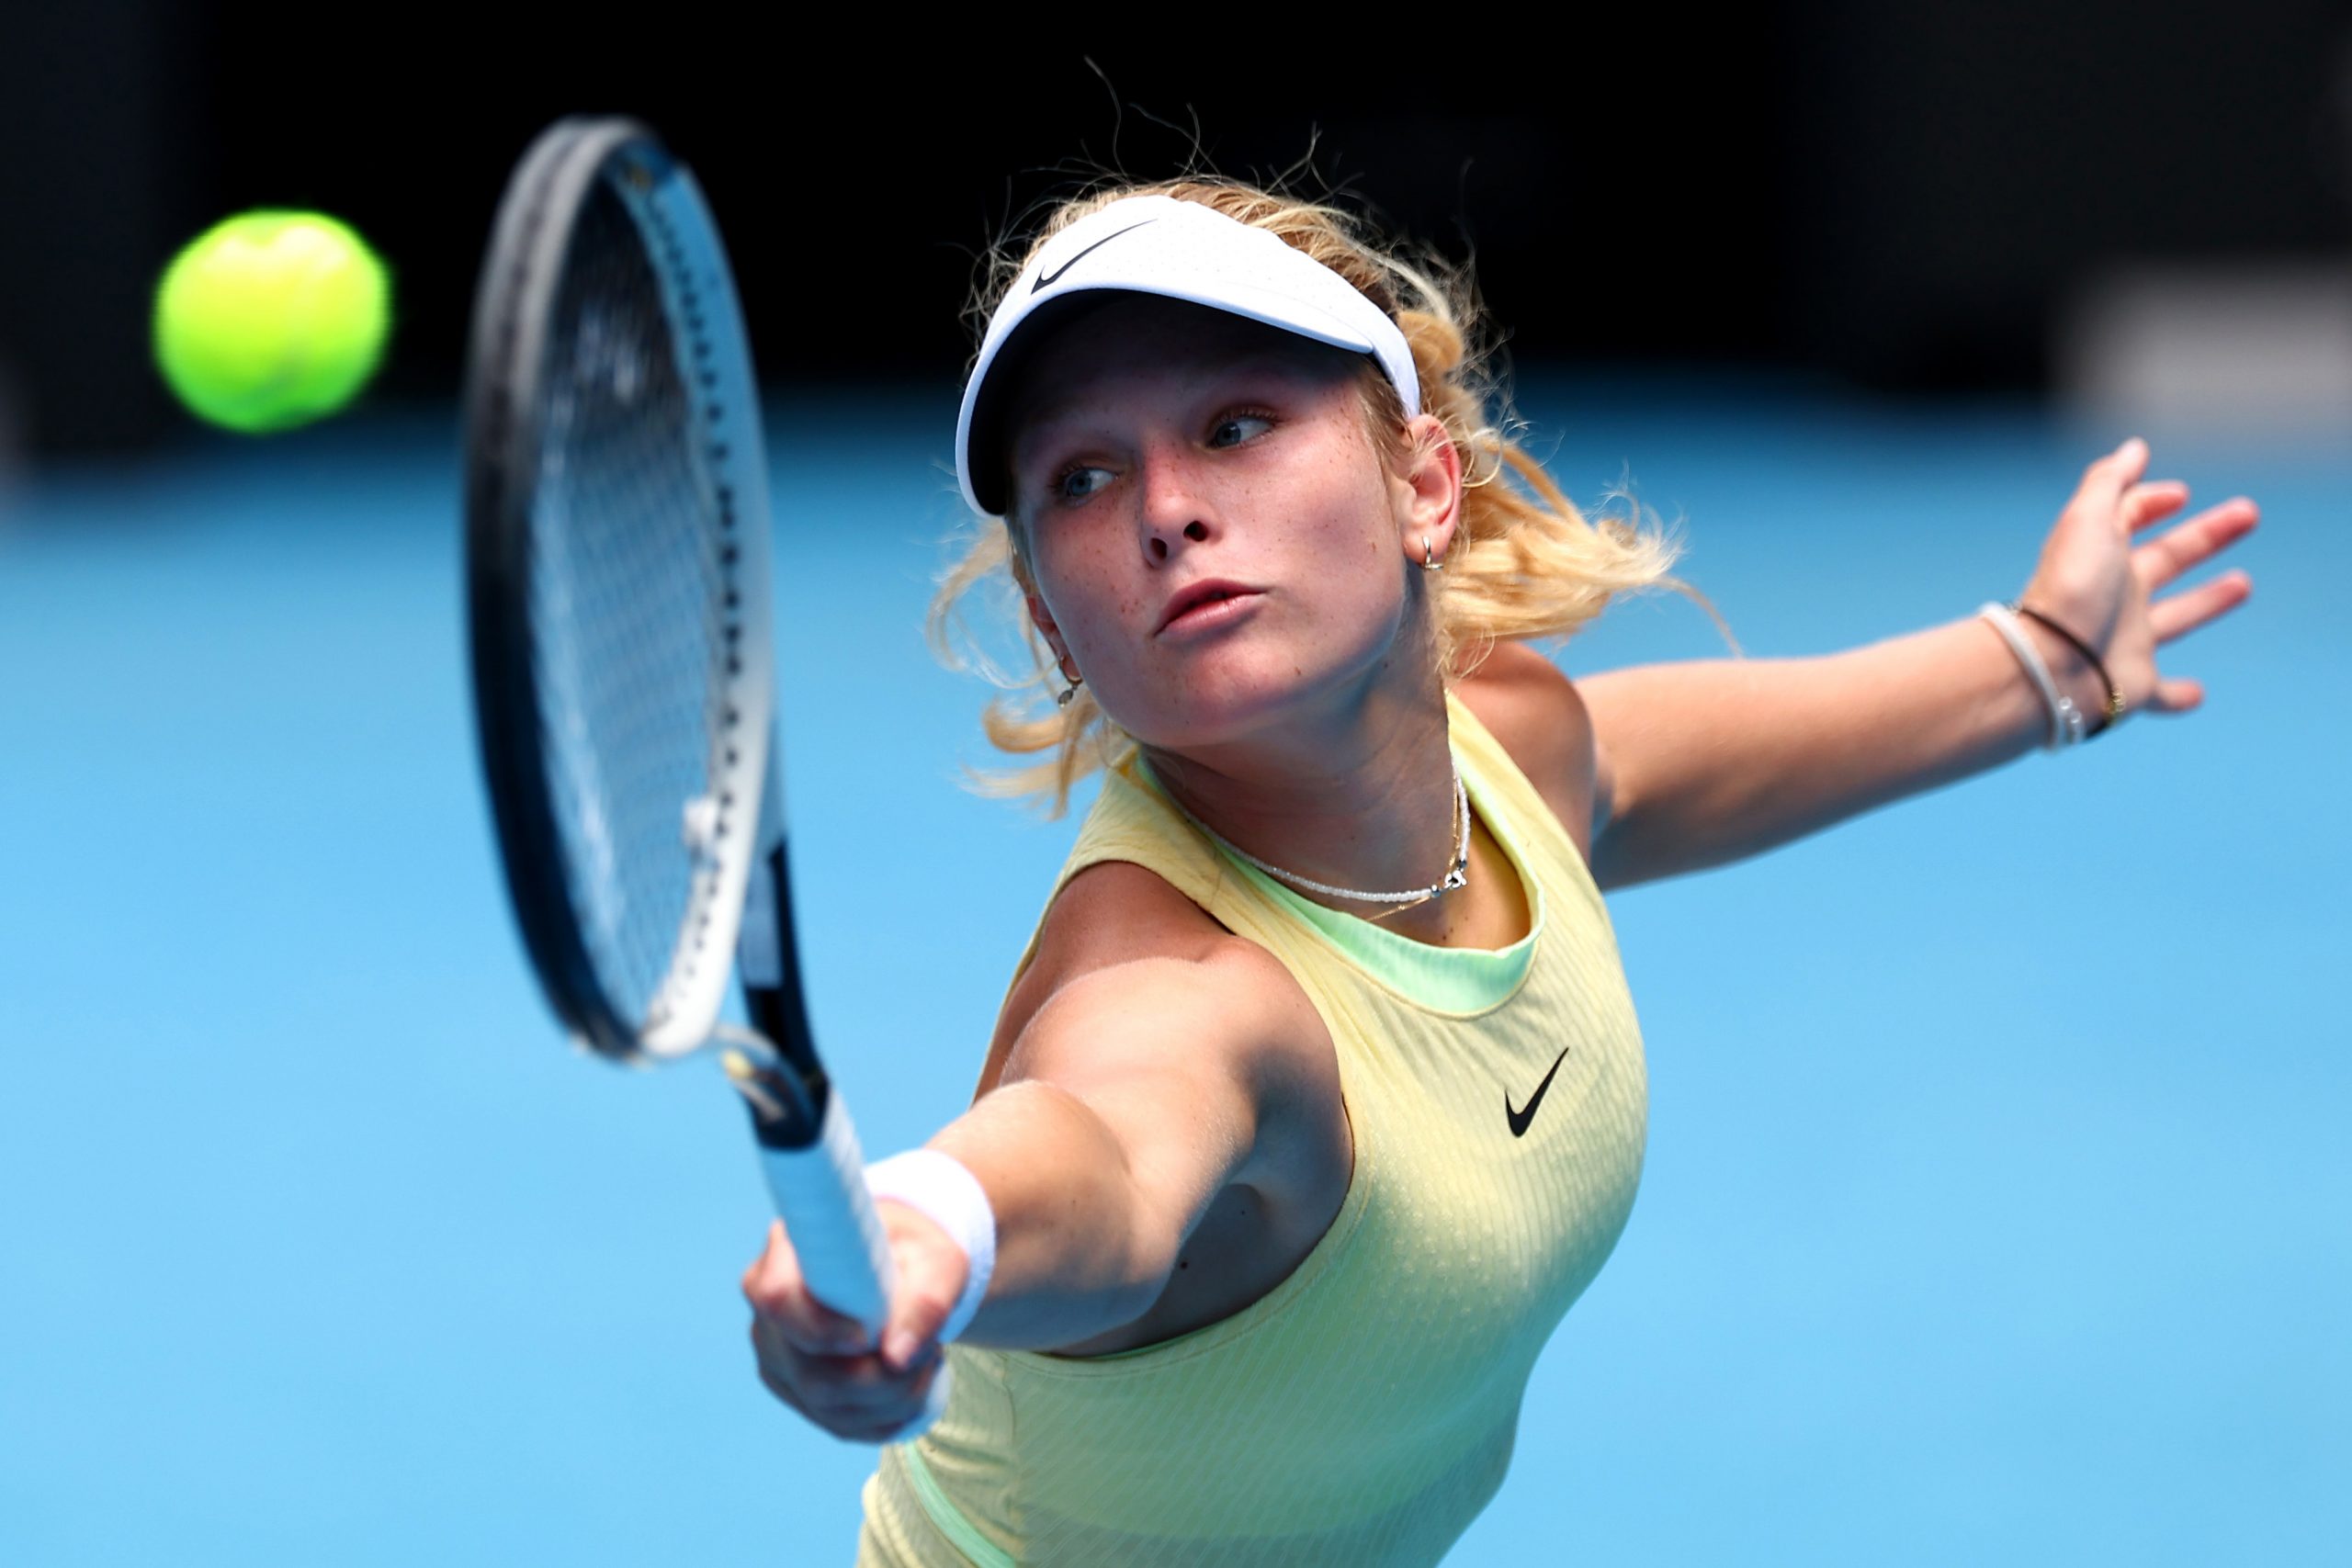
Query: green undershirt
1135 750 1542 1013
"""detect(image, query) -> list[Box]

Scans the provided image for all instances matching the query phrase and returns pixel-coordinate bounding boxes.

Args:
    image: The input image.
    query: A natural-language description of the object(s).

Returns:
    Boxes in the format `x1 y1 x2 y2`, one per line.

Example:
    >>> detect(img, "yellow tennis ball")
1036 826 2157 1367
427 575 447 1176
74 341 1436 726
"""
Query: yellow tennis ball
153 210 390 434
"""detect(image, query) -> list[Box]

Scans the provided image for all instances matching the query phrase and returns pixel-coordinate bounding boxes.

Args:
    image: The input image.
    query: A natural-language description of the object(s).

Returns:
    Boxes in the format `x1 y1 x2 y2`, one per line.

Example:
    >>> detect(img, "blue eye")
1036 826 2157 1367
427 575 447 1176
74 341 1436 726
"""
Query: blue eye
1055 465 1114 502
1209 412 1273 448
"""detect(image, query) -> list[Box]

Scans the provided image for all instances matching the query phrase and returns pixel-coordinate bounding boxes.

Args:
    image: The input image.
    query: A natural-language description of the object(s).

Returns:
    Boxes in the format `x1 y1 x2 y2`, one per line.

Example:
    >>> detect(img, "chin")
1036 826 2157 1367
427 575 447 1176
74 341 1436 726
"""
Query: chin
1114 653 1371 754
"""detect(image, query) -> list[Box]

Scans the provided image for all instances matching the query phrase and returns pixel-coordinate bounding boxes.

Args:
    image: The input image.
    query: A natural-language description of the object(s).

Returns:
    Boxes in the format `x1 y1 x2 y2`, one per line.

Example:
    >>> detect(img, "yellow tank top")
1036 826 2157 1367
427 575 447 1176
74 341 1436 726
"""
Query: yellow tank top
857 694 1648 1566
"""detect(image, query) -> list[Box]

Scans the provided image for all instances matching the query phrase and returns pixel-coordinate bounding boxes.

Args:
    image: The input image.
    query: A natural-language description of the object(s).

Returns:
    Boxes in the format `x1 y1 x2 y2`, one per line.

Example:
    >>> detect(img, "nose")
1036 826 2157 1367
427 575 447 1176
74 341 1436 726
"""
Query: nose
1137 444 1215 565
1146 518 1211 563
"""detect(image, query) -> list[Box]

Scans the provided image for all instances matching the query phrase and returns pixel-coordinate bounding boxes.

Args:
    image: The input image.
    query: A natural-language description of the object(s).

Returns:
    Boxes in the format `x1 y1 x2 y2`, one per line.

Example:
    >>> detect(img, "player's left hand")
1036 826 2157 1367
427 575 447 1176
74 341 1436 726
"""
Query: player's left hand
2016 436 2257 724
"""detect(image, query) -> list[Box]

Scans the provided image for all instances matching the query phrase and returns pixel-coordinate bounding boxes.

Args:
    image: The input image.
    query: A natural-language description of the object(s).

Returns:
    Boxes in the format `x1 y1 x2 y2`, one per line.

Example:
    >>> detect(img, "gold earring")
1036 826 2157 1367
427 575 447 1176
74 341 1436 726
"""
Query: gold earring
1056 670 1085 707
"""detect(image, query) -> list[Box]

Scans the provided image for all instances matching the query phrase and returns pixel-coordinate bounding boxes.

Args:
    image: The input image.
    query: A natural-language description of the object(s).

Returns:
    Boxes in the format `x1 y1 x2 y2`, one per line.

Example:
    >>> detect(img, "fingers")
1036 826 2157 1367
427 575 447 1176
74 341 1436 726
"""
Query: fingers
871 1201 968 1371
2148 568 2254 644
741 1220 876 1355
2144 674 2206 716
2135 497 2259 593
2075 436 2151 519
742 1210 970 1443
881 1274 958 1372
2121 479 2189 533
750 1314 945 1440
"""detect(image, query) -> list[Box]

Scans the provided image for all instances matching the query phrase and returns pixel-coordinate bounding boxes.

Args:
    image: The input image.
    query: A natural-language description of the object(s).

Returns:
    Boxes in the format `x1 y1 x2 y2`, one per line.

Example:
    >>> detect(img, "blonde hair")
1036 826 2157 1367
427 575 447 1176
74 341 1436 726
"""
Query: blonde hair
930 175 1732 817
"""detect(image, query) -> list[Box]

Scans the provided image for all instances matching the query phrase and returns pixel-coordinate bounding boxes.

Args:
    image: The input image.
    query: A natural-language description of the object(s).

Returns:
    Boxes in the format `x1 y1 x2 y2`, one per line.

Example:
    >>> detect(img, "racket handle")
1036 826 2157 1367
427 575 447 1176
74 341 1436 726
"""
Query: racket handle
758 1090 892 1329
744 1075 954 1438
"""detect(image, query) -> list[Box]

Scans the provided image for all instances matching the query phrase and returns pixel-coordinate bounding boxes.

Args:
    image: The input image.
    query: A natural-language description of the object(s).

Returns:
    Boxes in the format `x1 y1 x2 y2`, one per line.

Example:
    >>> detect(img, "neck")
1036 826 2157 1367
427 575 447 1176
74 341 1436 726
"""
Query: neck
1141 660 1460 928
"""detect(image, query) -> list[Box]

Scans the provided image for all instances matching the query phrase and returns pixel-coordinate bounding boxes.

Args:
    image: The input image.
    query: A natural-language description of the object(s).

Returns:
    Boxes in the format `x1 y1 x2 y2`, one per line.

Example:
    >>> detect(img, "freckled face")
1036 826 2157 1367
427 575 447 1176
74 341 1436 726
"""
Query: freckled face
1004 297 1419 752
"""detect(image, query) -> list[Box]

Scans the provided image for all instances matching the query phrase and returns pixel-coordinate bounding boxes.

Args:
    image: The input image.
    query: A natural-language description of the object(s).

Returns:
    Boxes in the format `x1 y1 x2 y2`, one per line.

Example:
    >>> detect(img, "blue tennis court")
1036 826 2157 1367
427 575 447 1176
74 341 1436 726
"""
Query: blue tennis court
1 380 2342 1564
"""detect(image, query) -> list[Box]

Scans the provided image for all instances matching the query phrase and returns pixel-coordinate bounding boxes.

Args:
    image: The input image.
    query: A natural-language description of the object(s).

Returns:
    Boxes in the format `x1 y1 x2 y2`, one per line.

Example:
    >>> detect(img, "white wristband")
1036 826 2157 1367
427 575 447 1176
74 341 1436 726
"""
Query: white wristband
864 1150 997 1345
1978 602 2085 751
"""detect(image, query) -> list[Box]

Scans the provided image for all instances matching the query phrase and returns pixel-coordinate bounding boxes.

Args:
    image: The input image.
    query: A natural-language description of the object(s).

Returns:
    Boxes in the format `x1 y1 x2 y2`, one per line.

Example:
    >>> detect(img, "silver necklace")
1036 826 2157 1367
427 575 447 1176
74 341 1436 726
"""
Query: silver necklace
1162 761 1472 916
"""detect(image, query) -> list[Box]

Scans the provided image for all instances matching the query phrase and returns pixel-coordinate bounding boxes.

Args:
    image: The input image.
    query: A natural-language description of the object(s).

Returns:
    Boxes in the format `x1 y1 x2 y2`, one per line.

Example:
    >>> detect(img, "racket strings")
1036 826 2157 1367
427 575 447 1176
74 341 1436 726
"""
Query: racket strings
528 176 739 1038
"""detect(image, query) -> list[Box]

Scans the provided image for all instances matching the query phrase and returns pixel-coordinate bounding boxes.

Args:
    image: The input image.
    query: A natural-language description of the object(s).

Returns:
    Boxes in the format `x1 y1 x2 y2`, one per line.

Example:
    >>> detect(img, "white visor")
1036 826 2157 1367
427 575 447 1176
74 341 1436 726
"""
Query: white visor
955 194 1420 517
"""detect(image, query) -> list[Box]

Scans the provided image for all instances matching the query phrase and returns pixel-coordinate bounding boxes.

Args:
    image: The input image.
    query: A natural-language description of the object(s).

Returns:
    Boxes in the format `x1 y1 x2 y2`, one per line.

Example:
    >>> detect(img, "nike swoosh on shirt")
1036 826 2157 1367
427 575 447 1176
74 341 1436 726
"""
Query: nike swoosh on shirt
1504 1048 1571 1138
1032 220 1159 292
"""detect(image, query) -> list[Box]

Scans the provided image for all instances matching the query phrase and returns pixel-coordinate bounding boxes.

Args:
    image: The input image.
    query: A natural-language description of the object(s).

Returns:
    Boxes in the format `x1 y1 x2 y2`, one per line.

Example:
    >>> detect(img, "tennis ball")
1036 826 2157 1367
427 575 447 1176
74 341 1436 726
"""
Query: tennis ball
153 210 390 434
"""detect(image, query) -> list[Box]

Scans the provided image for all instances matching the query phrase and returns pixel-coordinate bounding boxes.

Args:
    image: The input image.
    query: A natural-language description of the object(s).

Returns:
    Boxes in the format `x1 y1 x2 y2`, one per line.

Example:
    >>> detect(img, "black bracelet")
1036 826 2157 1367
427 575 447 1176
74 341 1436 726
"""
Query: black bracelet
2010 602 2124 738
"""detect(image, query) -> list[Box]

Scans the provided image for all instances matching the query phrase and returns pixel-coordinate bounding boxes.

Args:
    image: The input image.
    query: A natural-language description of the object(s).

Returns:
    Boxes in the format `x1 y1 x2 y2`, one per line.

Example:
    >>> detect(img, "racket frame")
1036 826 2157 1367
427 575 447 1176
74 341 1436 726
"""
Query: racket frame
467 118 916 1379
465 117 775 1064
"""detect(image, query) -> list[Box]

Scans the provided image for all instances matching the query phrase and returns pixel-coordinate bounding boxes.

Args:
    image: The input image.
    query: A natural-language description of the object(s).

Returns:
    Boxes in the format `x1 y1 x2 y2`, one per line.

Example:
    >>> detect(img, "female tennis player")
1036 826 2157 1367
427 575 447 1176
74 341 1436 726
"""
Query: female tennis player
741 180 2257 1565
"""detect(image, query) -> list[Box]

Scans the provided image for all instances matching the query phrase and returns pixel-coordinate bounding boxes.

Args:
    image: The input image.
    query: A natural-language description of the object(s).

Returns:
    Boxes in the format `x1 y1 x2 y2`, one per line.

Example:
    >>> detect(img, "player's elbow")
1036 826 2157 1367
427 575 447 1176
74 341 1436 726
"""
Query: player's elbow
1055 1175 1203 1345
1110 1222 1185 1325
1061 1107 1208 1325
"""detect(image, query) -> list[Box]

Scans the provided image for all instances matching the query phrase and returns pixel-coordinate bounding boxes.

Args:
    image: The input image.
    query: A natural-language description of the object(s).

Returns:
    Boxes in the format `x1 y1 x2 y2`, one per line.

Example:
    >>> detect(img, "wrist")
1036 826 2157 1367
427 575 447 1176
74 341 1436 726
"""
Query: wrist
2018 617 2097 724
1976 602 2089 751
865 1149 997 1342
2011 599 2124 737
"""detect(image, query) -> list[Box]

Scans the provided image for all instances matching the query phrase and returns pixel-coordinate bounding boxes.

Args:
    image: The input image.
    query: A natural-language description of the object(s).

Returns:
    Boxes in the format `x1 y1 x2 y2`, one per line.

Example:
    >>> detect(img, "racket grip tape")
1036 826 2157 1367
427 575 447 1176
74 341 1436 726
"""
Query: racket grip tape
758 1090 892 1330
755 1093 955 1437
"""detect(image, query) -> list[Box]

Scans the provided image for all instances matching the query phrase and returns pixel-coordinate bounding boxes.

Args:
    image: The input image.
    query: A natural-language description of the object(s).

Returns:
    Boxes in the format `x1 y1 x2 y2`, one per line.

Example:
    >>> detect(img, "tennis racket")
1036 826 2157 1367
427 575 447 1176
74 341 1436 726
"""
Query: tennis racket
463 116 940 1427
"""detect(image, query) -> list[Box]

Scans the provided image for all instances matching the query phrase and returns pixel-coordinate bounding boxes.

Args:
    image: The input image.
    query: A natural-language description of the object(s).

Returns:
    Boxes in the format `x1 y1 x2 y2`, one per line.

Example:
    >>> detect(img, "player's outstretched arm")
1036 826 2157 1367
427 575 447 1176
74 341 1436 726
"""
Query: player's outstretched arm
743 915 1321 1443
1577 437 2258 890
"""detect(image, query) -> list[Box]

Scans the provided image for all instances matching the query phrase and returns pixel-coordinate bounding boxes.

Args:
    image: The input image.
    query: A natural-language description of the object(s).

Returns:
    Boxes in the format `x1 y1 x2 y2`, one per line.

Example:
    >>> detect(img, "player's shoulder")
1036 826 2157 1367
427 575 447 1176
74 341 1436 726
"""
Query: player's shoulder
1033 857 1237 974
975 858 1320 1100
1452 640 1600 861
1017 859 1308 1032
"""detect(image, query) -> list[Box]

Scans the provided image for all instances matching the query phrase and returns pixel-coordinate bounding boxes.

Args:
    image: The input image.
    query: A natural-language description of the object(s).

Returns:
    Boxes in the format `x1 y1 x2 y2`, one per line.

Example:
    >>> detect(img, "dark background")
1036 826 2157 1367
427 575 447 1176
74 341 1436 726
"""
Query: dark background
4 1 2348 455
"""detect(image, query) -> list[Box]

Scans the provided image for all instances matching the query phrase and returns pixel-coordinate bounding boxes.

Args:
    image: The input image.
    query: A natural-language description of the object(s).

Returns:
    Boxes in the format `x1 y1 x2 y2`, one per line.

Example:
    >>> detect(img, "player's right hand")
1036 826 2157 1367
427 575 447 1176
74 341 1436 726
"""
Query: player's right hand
741 1205 969 1443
